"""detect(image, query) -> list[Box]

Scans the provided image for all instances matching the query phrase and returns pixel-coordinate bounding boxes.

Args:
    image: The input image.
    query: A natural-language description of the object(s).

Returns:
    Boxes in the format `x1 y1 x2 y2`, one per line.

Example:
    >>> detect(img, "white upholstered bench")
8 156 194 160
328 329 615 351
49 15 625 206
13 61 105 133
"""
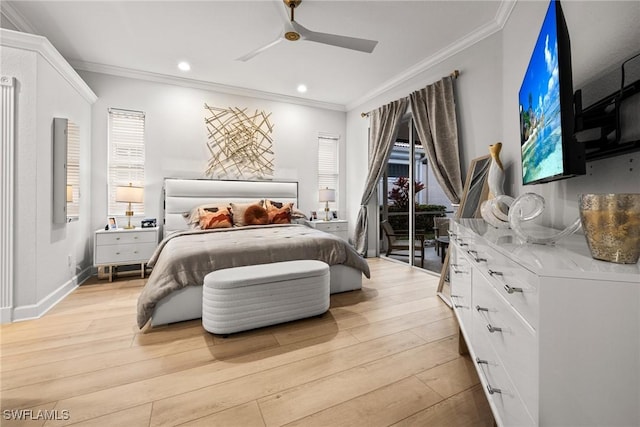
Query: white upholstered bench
202 260 330 335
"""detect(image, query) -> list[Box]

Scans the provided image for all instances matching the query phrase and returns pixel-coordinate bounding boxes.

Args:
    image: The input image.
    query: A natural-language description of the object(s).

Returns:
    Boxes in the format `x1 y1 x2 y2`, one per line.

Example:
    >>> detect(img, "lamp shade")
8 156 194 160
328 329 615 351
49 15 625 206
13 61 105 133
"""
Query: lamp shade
319 188 336 203
115 184 144 203
66 185 73 202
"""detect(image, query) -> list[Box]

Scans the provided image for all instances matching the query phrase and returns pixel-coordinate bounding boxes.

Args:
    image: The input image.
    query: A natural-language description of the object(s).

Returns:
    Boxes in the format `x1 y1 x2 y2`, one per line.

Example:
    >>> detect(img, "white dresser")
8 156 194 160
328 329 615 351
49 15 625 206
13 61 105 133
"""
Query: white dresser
94 227 159 282
309 220 348 241
449 219 639 426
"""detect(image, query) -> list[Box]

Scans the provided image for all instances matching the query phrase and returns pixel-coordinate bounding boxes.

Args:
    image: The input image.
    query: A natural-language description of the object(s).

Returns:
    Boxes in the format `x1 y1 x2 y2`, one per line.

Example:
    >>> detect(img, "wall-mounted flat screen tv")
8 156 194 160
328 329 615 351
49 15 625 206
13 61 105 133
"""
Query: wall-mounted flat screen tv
519 0 585 185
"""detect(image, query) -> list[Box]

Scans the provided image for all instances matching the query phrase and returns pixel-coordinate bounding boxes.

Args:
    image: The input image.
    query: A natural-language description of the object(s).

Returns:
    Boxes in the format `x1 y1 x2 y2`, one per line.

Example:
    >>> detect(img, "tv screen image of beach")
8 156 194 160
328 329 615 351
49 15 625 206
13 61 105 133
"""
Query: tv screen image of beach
519 1 563 184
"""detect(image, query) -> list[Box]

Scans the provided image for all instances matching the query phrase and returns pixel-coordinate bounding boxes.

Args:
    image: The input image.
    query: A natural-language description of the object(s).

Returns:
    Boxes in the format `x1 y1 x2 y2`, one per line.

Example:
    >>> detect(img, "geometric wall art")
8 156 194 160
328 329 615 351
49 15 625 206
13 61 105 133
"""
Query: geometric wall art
204 104 274 179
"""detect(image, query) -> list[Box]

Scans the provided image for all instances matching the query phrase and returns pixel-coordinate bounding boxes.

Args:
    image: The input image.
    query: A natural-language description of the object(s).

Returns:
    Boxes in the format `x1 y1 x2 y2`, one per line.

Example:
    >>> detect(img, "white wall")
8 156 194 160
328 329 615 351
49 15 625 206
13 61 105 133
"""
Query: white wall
78 71 347 233
1 31 95 320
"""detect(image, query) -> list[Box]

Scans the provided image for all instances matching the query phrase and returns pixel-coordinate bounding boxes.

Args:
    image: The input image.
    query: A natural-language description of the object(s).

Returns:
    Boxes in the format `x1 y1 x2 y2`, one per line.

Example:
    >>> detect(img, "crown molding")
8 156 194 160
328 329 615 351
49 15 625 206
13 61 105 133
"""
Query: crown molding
70 60 346 112
495 0 517 30
346 0 517 111
0 29 97 104
0 1 37 34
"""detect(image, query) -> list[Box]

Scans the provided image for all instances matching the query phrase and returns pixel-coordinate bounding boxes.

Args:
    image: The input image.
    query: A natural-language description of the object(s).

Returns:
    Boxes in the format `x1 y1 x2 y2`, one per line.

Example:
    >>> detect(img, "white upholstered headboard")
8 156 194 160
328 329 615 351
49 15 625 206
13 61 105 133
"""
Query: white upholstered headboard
163 178 298 238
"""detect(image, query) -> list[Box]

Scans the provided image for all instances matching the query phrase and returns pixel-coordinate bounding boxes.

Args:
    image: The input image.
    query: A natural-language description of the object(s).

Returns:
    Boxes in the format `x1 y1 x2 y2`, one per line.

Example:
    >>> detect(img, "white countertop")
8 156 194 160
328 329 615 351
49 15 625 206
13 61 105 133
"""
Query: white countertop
455 219 640 283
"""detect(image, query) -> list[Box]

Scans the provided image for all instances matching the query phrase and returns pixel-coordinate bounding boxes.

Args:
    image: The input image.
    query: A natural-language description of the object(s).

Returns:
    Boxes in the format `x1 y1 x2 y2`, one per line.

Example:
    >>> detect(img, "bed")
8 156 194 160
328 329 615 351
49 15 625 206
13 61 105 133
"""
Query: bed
137 178 369 328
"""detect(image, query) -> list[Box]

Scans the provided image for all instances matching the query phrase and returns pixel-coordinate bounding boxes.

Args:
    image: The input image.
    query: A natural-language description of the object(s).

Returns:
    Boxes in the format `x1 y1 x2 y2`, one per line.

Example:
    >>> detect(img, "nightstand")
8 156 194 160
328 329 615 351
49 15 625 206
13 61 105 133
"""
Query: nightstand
94 227 159 282
309 219 348 241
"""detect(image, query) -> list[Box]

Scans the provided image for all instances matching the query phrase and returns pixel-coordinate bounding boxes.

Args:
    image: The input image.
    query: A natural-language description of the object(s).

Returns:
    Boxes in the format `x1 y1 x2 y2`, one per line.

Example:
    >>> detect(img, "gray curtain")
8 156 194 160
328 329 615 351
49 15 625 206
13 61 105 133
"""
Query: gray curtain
353 98 408 255
410 77 463 204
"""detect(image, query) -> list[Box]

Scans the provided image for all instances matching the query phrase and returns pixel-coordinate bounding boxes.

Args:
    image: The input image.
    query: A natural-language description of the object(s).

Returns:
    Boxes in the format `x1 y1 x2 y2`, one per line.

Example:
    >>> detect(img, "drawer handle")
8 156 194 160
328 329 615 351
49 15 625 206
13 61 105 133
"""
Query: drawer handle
467 250 487 263
448 231 457 238
459 242 469 247
487 384 503 395
452 295 468 309
134 236 138 239
475 358 503 395
450 264 463 274
476 306 503 333
134 251 138 254
116 237 120 240
487 324 503 333
115 252 120 255
504 284 524 294
488 269 503 277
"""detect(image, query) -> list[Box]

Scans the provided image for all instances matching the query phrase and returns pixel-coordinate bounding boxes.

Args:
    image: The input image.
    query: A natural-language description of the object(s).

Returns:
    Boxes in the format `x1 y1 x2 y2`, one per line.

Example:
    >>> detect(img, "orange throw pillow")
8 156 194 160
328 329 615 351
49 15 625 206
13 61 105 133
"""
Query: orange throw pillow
198 207 232 229
244 204 269 225
267 205 292 224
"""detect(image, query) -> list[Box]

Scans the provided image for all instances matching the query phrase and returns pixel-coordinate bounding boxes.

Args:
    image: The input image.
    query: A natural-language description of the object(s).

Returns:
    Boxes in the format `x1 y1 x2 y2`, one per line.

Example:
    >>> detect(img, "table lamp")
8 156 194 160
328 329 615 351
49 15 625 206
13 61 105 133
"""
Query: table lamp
319 188 335 221
115 182 144 229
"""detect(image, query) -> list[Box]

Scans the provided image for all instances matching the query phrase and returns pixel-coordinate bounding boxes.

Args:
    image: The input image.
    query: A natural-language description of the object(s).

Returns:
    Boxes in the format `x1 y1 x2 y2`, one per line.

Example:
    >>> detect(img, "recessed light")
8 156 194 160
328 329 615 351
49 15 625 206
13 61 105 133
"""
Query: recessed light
178 61 191 71
297 84 307 93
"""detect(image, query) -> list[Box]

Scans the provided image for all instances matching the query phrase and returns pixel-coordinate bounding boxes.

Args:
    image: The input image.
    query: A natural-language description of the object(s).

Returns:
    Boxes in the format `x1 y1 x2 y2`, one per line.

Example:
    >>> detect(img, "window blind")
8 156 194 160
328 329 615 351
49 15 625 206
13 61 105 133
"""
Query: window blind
108 109 145 216
318 134 339 210
66 122 80 218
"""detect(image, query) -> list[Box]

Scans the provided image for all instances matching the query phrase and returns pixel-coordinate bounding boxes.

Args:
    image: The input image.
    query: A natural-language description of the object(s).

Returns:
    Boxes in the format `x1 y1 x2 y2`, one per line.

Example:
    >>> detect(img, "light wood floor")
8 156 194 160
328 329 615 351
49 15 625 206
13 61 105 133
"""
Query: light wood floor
0 258 493 427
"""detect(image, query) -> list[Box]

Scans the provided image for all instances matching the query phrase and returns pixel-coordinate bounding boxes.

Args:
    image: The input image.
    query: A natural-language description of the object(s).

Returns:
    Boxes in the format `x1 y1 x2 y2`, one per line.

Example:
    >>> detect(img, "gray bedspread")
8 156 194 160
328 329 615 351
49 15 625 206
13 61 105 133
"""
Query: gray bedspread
137 224 370 328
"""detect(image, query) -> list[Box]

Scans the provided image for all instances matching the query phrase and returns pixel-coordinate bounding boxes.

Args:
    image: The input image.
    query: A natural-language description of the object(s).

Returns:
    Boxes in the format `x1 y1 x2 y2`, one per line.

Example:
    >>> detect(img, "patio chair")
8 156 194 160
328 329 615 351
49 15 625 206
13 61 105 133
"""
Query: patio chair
381 220 425 267
433 217 450 256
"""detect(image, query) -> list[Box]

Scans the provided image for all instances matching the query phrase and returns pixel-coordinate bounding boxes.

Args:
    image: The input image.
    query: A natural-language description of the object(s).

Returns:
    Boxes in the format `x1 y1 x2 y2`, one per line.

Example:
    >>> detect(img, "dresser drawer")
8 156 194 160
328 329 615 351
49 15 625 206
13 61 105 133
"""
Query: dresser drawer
450 245 473 329
472 325 536 427
95 242 156 265
473 273 538 420
475 245 540 329
96 230 157 246
313 221 347 233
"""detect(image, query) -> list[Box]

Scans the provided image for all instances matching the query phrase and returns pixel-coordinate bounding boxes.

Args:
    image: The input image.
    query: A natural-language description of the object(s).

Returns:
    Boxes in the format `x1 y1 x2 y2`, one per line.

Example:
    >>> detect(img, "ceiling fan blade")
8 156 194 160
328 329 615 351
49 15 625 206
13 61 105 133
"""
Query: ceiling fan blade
236 35 283 62
291 21 377 53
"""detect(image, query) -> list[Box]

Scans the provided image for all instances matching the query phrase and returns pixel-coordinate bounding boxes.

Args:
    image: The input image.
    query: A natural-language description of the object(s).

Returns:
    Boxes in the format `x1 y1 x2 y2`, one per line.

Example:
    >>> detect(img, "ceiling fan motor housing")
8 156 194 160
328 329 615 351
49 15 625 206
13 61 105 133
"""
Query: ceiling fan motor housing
283 0 302 9
285 31 300 41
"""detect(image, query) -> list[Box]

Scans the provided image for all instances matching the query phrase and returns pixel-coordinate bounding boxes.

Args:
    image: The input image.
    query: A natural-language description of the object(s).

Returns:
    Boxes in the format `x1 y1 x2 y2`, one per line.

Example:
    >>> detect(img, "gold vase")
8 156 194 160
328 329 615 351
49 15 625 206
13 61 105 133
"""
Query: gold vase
579 193 640 264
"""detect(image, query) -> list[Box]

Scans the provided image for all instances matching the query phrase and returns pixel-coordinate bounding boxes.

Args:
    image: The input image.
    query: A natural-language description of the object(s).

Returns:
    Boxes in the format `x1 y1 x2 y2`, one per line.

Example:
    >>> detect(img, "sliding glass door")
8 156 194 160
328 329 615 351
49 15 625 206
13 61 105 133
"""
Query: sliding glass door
379 114 453 272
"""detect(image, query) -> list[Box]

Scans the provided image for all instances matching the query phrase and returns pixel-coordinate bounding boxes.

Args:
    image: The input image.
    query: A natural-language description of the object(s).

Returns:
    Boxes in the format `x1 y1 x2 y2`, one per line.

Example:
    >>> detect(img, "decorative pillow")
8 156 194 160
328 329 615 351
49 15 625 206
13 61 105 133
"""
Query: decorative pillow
244 204 269 225
182 203 228 228
265 200 305 221
291 208 308 219
229 201 263 227
198 207 232 229
265 199 285 209
267 205 292 224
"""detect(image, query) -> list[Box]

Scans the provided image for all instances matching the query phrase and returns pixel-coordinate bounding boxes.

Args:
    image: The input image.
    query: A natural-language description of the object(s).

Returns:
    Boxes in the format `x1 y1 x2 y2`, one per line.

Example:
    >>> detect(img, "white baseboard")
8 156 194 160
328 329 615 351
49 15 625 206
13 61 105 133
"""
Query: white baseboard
8 266 91 323
0 307 12 323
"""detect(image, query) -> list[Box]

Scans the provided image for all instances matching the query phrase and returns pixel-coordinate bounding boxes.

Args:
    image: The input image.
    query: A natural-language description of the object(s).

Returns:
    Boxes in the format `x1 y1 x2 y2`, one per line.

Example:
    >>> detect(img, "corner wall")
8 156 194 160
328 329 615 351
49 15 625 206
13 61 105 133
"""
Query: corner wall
346 0 640 251
1 30 96 321
501 1 640 228
346 32 503 253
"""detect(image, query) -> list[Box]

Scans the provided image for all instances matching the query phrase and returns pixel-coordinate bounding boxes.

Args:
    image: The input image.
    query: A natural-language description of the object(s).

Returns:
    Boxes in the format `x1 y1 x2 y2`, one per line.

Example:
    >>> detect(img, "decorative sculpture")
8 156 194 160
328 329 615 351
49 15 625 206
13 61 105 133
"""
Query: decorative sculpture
204 104 274 179
479 142 581 245
481 142 513 228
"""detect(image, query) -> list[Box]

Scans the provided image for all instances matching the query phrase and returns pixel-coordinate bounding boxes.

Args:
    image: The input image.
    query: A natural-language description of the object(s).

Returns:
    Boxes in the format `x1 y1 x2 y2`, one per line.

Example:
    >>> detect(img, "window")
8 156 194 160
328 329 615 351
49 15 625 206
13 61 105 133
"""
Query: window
66 122 80 218
318 134 339 210
108 109 145 216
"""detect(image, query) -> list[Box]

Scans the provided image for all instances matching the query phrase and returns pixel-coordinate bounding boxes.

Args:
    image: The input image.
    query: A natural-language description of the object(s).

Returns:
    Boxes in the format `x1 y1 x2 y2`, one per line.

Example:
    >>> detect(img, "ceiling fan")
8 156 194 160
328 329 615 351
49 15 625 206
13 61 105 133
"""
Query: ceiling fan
237 0 378 62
